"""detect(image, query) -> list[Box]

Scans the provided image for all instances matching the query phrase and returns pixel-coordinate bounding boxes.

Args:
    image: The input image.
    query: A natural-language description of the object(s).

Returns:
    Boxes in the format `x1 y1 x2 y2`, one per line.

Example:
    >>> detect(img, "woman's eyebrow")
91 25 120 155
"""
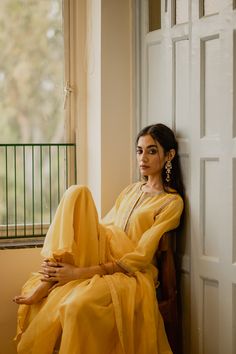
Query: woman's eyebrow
147 145 157 148
137 144 157 149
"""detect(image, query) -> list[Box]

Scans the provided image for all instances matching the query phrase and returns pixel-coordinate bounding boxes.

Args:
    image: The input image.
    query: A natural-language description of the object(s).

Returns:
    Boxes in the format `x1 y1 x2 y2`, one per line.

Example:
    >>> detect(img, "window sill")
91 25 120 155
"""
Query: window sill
0 238 44 250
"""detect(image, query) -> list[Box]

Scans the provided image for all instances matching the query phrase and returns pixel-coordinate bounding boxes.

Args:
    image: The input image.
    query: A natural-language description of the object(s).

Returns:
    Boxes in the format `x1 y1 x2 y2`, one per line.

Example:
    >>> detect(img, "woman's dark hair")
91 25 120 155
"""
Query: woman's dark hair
136 123 185 199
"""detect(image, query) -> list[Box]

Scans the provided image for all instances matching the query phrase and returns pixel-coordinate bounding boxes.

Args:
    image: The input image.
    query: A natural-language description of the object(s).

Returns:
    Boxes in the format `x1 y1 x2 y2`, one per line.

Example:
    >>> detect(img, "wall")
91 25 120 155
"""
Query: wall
85 0 135 216
101 0 135 215
0 248 42 354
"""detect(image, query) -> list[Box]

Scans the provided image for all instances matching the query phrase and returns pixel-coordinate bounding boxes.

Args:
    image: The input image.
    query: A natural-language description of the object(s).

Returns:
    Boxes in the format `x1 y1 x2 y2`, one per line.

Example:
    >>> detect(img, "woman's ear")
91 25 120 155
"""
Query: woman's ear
167 149 176 161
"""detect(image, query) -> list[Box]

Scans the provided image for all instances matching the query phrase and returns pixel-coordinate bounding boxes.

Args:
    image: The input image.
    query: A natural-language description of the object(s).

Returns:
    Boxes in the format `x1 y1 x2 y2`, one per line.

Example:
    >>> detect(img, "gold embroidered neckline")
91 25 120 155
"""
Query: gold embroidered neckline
139 182 164 197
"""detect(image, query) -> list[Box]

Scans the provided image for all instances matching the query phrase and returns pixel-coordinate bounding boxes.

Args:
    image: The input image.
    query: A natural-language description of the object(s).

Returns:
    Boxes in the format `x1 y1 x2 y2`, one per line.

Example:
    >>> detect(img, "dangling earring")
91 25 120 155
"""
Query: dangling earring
165 160 172 182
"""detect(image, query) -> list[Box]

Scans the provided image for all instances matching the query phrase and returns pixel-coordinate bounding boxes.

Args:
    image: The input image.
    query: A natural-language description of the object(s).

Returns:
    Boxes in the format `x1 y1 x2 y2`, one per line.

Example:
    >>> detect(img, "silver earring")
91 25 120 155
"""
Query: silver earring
165 160 172 182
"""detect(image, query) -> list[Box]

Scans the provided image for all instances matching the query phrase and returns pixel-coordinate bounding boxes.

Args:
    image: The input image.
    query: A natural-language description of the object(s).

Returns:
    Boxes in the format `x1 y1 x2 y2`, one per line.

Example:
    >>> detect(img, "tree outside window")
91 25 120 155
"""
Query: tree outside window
0 0 64 144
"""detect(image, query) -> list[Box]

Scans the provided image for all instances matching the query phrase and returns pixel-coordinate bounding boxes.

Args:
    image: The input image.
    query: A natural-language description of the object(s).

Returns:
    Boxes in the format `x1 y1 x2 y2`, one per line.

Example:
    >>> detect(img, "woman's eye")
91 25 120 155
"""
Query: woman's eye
149 149 157 154
136 149 142 154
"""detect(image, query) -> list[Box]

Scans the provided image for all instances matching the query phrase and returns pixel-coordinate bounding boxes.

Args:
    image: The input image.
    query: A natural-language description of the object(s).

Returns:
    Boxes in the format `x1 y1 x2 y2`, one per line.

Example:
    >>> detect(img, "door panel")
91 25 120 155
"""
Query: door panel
175 39 189 137
202 0 220 17
202 279 219 354
176 0 189 24
200 158 220 258
147 41 165 123
201 35 220 137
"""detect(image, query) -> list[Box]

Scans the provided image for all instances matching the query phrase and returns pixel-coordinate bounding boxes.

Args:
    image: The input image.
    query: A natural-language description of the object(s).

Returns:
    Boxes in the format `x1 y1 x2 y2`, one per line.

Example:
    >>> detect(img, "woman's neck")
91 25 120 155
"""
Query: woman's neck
143 176 163 193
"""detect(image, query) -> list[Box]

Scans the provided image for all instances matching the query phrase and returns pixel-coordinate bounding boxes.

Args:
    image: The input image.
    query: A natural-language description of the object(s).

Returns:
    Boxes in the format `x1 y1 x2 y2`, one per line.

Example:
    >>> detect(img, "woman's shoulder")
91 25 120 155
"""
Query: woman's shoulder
114 182 142 206
160 191 184 212
120 181 143 194
164 190 183 200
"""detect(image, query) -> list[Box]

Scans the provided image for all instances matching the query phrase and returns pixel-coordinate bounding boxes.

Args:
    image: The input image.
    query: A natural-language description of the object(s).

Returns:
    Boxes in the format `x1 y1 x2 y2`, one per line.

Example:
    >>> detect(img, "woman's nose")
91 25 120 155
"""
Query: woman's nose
141 153 148 162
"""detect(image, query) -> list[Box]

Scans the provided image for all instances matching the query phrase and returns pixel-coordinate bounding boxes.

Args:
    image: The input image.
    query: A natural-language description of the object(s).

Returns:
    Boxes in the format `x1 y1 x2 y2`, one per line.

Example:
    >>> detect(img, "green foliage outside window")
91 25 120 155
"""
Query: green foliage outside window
0 0 71 237
0 0 64 144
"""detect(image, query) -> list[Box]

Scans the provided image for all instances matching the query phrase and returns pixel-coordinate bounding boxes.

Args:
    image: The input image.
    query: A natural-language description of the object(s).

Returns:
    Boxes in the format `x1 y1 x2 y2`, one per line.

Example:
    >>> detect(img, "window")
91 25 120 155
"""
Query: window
0 0 76 244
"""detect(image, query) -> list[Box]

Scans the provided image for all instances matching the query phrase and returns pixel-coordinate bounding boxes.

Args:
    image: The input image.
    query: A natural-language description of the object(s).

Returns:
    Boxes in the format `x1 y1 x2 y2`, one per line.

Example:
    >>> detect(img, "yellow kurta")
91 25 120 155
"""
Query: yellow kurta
15 182 183 354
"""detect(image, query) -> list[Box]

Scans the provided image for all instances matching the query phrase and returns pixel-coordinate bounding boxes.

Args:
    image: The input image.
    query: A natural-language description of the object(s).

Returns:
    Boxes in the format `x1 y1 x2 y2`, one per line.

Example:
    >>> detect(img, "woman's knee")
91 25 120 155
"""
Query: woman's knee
66 184 89 195
64 185 92 203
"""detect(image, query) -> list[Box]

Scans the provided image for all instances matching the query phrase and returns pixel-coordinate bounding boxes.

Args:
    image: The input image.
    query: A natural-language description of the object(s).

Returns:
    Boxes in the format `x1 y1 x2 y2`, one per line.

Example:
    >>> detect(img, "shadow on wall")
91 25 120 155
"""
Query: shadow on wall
0 247 42 354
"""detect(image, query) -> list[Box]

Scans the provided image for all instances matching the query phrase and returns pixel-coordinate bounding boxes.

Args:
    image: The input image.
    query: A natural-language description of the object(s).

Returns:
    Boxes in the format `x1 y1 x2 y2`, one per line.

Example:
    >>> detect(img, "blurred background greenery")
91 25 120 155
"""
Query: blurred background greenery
0 0 72 236
0 0 64 144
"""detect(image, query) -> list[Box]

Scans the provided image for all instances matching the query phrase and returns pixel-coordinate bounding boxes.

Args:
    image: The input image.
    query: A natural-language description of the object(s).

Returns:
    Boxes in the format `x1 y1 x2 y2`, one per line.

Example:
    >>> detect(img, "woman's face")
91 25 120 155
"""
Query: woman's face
136 134 167 179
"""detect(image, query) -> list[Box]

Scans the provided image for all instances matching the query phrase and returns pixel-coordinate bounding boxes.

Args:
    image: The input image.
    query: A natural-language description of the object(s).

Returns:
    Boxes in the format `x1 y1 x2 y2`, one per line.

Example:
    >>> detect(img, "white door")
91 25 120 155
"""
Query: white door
138 1 236 353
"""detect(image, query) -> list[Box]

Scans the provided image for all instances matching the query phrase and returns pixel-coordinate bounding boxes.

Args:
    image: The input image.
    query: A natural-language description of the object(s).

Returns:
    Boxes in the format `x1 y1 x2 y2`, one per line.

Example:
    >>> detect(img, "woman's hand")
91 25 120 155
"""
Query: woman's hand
40 261 80 291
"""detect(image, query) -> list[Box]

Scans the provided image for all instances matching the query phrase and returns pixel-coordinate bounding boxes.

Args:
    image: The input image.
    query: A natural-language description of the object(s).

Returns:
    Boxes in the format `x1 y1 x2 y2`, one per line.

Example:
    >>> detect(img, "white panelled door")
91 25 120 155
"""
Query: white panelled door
138 1 236 353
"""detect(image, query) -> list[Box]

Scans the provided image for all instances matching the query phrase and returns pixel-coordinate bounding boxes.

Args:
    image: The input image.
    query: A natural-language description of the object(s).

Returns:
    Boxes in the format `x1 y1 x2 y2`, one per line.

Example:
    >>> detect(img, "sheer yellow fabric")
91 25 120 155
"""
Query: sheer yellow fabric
15 183 183 354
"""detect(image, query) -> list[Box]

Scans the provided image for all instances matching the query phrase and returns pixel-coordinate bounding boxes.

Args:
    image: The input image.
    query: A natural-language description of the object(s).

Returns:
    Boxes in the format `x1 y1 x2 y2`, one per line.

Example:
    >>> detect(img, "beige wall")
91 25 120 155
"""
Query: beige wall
101 0 135 215
76 0 135 216
0 248 42 354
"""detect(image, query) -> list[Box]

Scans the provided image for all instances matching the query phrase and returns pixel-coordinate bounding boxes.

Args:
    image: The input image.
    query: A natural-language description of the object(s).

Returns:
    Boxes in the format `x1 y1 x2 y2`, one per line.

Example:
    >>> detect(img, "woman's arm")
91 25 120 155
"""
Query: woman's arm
40 260 126 289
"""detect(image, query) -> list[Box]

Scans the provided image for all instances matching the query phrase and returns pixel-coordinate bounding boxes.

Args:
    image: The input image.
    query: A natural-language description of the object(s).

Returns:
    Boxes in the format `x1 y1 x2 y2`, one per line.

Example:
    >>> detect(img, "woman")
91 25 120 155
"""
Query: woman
14 123 184 354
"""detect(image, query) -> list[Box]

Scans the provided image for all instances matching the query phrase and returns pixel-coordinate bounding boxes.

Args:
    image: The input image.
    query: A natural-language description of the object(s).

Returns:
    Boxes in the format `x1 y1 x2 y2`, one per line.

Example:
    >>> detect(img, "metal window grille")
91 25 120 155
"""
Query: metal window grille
0 143 76 240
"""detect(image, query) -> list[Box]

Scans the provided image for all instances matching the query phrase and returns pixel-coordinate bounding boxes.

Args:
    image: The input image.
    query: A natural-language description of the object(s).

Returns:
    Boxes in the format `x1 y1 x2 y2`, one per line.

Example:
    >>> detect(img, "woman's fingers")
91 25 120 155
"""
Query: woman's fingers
41 262 64 280
39 271 51 279
40 272 58 281
41 262 77 285
39 266 60 283
41 264 59 275
41 277 57 282
42 261 58 268
42 261 63 267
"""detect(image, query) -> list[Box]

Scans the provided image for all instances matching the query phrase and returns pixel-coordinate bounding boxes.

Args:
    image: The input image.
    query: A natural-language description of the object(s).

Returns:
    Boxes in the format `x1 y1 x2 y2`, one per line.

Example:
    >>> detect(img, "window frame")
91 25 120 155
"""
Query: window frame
0 0 77 248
